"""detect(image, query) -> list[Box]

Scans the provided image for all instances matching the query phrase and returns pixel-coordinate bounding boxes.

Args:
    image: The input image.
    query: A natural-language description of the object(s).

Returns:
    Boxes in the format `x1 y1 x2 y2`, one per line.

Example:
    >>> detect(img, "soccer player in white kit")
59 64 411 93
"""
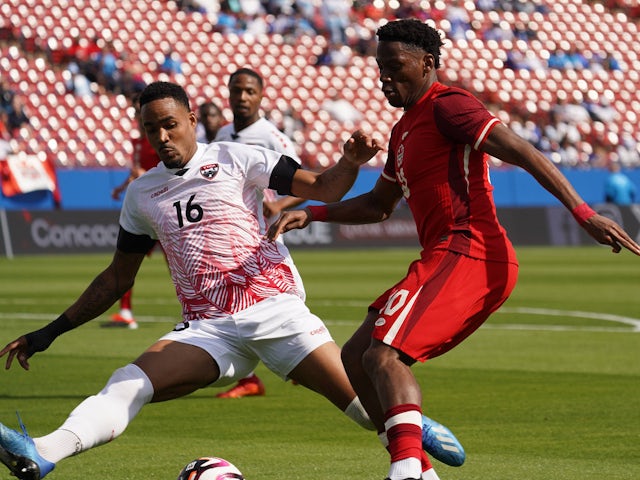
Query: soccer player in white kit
0 81 380 479
215 68 307 232
0 82 464 480
213 67 306 398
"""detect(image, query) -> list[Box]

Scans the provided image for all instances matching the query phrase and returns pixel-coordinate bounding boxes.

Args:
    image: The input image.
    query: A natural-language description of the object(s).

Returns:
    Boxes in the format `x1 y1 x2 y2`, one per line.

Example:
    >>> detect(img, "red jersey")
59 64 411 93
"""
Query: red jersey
382 82 517 264
133 135 160 172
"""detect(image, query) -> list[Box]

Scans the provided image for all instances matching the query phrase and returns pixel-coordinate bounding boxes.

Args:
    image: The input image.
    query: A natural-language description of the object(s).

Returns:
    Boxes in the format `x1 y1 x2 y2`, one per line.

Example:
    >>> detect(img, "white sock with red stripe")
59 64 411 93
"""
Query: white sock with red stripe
384 404 424 480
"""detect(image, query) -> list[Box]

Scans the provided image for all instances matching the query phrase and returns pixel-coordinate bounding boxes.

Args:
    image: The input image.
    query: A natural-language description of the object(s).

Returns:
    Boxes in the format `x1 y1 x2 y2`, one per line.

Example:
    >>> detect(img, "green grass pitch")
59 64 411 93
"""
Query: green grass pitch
0 247 638 479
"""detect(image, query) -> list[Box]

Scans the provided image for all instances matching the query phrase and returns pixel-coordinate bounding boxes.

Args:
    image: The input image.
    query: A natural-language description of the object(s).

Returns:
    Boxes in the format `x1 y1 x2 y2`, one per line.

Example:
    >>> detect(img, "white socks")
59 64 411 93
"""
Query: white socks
344 396 376 431
35 364 154 463
422 468 441 480
387 464 440 480
387 457 422 479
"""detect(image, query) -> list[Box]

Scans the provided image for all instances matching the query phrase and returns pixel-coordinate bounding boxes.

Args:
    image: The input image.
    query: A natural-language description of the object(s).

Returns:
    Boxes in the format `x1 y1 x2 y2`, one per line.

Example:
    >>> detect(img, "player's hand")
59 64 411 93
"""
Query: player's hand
111 186 123 200
582 214 640 255
342 130 384 166
263 201 280 220
0 336 32 371
267 209 311 242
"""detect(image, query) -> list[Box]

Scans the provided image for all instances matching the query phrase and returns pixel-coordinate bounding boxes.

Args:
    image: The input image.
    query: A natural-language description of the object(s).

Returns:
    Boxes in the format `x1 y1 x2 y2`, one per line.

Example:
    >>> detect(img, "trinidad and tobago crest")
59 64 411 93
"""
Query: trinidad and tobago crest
199 163 219 180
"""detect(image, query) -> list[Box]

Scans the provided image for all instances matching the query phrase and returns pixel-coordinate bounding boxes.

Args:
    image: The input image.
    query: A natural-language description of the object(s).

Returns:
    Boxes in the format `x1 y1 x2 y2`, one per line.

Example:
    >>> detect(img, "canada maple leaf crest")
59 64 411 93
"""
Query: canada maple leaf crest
199 164 219 180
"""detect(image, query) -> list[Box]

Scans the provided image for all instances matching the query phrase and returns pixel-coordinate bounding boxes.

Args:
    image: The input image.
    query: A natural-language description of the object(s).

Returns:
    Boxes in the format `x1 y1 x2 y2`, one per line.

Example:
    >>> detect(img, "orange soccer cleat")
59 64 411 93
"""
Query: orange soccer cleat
102 313 139 330
215 374 266 399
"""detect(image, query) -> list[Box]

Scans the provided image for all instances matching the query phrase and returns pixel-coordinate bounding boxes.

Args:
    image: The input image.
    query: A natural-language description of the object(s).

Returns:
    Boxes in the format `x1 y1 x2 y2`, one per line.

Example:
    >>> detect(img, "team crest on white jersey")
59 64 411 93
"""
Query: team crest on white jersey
200 164 219 179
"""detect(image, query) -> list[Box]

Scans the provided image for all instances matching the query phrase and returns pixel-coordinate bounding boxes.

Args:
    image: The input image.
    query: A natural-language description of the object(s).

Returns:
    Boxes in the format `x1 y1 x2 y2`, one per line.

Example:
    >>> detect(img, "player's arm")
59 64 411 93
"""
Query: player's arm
0 228 154 371
262 195 306 219
288 130 383 202
267 177 402 241
483 123 640 255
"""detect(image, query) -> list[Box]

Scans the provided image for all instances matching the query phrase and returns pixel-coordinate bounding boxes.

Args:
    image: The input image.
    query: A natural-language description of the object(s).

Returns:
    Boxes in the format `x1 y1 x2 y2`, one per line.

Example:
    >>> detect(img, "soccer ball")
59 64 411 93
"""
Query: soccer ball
177 457 245 480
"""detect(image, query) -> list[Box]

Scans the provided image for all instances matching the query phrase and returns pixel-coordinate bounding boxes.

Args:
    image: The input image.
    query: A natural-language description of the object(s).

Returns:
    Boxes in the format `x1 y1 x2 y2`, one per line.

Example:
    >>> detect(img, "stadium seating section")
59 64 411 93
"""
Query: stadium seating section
1 0 638 170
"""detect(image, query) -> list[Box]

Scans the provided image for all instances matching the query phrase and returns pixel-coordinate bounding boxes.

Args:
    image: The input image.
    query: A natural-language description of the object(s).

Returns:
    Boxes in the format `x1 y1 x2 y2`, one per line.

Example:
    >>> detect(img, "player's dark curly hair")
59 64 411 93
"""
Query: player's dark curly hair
229 68 264 89
139 81 191 111
377 19 445 69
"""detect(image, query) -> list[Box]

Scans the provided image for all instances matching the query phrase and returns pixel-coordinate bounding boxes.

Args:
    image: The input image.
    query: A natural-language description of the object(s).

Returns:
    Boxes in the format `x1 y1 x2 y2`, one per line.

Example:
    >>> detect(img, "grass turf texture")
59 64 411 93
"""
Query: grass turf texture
0 247 638 479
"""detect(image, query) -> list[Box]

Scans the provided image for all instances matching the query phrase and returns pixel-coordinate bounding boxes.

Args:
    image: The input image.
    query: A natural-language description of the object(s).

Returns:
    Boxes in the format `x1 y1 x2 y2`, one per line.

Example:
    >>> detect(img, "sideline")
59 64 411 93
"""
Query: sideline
0 305 638 332
497 306 640 331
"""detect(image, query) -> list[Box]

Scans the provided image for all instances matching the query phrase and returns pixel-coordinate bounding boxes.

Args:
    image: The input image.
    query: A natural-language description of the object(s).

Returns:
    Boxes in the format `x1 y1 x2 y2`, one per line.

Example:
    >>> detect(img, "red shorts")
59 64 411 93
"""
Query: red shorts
370 249 518 361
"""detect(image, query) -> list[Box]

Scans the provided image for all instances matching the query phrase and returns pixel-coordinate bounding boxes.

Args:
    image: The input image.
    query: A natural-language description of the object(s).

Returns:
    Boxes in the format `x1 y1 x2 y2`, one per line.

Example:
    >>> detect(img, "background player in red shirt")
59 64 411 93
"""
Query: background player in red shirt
109 94 162 329
268 18 640 480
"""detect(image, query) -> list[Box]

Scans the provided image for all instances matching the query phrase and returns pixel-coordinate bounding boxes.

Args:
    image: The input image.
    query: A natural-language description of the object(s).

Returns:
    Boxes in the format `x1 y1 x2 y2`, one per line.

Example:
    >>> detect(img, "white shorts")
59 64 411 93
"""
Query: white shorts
160 293 333 387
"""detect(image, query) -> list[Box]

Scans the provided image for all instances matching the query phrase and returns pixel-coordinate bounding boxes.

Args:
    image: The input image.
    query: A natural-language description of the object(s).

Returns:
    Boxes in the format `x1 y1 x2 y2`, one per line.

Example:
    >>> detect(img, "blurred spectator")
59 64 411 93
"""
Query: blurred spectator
0 78 15 114
270 10 317 40
0 111 11 142
547 48 571 69
293 0 316 18
483 21 514 42
176 0 208 13
553 93 590 126
159 48 183 75
95 41 120 92
476 0 500 11
504 46 543 71
213 5 241 34
604 162 636 205
119 59 147 98
512 21 536 42
321 89 362 124
320 0 352 45
64 62 94 98
510 113 543 148
446 0 471 40
586 94 617 124
556 137 581 167
315 42 351 67
590 51 623 72
565 98 592 125
237 0 263 16
280 106 305 141
616 132 640 168
6 95 30 136
244 14 270 35
566 45 589 70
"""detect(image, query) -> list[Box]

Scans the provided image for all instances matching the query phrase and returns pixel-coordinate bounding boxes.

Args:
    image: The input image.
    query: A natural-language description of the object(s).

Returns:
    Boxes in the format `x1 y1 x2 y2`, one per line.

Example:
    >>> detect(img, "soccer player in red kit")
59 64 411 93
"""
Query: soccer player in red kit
268 18 640 480
109 94 162 329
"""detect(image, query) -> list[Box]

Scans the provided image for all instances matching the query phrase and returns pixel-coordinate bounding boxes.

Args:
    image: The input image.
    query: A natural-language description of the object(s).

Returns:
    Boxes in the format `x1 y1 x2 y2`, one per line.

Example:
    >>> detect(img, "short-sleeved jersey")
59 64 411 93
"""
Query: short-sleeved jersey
120 141 304 320
215 117 300 161
383 82 517 264
132 135 160 171
215 117 301 220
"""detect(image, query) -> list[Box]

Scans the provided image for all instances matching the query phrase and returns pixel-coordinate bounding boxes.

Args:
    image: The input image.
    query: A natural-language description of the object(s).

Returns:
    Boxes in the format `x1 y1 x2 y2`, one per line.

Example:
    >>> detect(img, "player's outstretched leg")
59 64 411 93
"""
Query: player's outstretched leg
0 414 55 480
421 415 465 467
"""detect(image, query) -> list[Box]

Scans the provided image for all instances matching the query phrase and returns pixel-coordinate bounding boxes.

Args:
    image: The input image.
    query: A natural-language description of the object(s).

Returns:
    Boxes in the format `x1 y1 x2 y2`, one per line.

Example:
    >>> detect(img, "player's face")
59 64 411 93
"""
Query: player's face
376 41 433 110
228 74 263 125
200 105 224 135
141 97 198 169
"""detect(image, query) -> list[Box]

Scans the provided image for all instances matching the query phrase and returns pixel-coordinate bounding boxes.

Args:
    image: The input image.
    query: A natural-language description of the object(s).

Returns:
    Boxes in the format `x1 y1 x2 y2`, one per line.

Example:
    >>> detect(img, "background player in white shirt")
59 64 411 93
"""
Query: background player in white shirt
214 67 306 398
215 67 306 228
